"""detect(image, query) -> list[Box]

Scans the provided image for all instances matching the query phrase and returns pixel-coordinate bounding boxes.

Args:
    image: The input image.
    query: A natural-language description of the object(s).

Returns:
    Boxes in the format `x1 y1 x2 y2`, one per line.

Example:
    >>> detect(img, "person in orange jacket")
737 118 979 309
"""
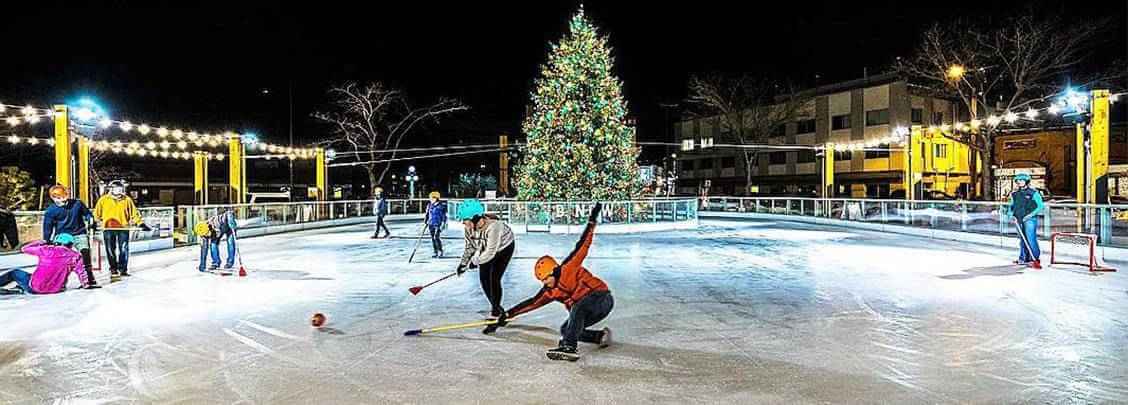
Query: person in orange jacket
501 203 613 361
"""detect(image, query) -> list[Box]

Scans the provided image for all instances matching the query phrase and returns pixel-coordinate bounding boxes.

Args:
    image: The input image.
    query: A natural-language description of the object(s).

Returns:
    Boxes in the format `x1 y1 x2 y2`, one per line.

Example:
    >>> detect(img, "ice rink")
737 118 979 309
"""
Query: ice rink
1 218 1126 404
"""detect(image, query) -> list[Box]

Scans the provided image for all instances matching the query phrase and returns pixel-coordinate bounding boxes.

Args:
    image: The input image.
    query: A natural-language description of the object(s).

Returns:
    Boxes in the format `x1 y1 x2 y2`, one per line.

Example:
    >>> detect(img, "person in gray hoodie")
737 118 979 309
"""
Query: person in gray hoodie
455 199 515 333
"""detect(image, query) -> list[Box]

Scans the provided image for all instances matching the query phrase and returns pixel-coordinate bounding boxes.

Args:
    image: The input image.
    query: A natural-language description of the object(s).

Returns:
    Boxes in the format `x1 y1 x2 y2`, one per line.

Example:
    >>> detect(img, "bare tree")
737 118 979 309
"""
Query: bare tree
685 73 811 192
313 82 467 192
895 14 1121 199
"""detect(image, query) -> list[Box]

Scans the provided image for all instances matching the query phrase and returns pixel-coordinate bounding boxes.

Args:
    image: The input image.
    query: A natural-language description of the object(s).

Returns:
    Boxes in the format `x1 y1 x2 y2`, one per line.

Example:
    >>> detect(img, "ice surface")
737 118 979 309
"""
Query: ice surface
0 218 1125 403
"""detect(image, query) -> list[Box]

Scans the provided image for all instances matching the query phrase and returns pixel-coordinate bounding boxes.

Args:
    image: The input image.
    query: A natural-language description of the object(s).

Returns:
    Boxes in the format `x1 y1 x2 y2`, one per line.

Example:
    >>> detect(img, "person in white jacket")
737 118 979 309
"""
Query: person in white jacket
456 199 515 334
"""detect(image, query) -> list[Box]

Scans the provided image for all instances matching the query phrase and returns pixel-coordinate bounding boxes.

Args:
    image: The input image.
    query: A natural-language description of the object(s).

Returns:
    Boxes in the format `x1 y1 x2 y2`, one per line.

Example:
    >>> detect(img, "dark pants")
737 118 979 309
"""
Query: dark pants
429 224 443 254
374 215 390 237
0 212 17 249
80 247 96 285
479 242 515 315
103 230 130 273
0 270 33 293
560 291 614 348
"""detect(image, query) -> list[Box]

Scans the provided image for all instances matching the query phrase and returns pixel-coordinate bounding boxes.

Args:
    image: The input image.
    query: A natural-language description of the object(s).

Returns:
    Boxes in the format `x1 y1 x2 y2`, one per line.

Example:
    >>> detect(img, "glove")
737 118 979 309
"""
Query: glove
470 255 480 267
456 265 467 276
588 202 603 224
495 311 509 327
139 223 152 232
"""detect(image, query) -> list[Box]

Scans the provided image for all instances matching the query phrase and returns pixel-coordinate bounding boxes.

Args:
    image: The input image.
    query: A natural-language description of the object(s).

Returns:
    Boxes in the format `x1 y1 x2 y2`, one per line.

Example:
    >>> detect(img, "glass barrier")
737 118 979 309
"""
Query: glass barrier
1 207 175 255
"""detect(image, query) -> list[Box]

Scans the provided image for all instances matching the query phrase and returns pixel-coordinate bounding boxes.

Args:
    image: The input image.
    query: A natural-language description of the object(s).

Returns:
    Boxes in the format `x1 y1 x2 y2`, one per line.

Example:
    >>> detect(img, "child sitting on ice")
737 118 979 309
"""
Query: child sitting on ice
0 234 94 295
499 203 614 361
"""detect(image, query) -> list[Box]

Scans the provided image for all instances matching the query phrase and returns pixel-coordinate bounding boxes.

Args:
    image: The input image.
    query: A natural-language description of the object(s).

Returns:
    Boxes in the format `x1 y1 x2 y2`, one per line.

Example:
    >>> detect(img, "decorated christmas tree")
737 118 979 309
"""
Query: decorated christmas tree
516 7 640 201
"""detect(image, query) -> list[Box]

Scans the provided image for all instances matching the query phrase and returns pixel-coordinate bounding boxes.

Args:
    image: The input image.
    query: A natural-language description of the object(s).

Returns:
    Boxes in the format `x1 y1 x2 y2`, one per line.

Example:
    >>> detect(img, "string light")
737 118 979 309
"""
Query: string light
20 106 34 116
7 135 19 143
119 121 134 132
99 118 113 129
156 127 169 137
137 124 151 135
159 140 171 149
144 141 157 150
1003 111 1019 124
5 117 19 126
177 140 188 150
25 115 41 124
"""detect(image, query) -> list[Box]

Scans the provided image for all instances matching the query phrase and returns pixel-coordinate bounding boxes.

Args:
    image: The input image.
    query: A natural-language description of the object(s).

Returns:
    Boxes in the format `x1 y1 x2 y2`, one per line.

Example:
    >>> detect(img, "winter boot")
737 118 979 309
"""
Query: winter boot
546 345 580 362
598 327 612 348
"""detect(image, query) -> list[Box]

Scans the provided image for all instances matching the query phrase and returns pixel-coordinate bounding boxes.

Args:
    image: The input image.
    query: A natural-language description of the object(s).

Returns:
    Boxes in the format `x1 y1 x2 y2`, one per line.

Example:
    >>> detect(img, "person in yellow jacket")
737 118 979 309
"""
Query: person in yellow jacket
93 180 150 278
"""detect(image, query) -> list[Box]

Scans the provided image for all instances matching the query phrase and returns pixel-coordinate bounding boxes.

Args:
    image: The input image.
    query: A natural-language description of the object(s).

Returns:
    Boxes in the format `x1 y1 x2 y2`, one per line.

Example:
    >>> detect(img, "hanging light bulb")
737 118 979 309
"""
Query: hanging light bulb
26 115 40 124
215 153 225 161
177 141 188 150
7 135 20 143
145 141 157 150
128 141 140 150
159 141 171 149
5 116 19 126
137 149 149 157
157 127 169 137
137 124 151 135
120 121 134 132
159 151 170 158
26 137 38 145
20 105 34 116
174 129 186 139
1003 111 1018 124
1024 108 1038 120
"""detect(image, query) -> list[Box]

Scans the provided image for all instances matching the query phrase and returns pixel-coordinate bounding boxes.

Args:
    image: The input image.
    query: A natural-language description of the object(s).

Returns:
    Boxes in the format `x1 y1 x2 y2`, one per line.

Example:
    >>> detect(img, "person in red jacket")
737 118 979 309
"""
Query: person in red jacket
502 203 613 361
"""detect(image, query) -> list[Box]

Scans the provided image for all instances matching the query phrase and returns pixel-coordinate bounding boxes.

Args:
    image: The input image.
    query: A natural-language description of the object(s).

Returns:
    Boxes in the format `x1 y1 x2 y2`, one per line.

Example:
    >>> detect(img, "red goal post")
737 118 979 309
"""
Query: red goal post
1049 232 1117 272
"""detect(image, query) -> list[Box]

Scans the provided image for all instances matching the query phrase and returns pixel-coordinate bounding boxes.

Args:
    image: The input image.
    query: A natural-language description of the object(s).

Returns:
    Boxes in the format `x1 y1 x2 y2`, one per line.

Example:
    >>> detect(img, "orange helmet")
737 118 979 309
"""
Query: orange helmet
534 255 558 280
49 185 69 199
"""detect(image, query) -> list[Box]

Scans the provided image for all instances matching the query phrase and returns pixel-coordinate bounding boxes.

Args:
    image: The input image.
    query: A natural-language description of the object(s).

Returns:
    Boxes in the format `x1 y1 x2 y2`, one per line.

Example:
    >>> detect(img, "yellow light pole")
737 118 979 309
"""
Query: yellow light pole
316 148 327 201
194 151 209 205
228 133 245 204
77 136 91 205
53 105 72 190
822 145 835 198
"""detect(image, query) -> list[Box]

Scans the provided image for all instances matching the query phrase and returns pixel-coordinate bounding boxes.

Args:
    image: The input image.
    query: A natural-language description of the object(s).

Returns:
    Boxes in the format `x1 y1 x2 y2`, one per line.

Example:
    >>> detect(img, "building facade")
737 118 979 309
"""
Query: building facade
674 74 973 198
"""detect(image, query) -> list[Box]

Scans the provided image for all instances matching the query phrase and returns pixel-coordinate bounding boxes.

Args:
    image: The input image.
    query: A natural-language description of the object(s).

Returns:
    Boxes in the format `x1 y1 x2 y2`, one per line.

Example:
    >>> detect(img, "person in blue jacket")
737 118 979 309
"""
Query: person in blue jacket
42 185 100 288
1007 173 1045 266
424 191 447 258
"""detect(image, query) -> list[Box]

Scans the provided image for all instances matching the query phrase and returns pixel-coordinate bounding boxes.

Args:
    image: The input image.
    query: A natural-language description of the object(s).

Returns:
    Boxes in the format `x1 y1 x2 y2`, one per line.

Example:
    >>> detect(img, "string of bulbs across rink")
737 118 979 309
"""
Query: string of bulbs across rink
1 11 1126 405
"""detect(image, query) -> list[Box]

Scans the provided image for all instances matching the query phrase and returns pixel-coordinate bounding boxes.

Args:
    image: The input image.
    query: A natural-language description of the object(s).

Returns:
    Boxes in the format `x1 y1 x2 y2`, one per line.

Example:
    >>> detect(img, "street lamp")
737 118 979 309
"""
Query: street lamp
669 153 678 196
946 65 966 81
406 165 419 199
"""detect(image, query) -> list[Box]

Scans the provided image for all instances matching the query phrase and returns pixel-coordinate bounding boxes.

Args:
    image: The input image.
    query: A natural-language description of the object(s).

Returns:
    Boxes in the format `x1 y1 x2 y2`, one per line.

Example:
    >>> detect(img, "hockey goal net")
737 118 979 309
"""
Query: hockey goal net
1050 233 1116 272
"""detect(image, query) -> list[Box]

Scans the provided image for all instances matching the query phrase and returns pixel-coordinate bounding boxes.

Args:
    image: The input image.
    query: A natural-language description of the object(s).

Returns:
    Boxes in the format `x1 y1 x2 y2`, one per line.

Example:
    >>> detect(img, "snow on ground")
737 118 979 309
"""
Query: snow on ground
0 218 1125 404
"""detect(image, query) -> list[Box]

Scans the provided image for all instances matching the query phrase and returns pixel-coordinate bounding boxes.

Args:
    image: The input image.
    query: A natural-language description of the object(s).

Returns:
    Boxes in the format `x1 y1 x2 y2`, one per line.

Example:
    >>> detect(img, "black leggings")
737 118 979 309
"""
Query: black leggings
479 242 515 315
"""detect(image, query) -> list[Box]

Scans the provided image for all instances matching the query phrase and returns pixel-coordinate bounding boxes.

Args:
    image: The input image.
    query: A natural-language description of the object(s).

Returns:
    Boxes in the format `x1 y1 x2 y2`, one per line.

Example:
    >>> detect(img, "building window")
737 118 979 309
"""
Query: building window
911 108 924 124
864 144 891 159
932 111 944 125
769 152 787 165
721 156 736 169
681 139 694 151
797 150 816 163
834 150 853 161
866 183 891 198
699 137 714 149
796 119 816 134
865 109 890 126
934 144 948 158
699 159 714 169
831 114 851 130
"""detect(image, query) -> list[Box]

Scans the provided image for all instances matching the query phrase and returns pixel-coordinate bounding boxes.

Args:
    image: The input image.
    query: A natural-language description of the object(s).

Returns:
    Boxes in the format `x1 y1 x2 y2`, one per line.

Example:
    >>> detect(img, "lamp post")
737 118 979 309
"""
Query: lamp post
670 153 678 196
407 166 419 199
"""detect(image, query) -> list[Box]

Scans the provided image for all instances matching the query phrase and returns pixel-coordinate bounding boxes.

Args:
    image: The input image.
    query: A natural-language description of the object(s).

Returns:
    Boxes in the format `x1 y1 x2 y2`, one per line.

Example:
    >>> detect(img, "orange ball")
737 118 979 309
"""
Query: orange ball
310 313 326 328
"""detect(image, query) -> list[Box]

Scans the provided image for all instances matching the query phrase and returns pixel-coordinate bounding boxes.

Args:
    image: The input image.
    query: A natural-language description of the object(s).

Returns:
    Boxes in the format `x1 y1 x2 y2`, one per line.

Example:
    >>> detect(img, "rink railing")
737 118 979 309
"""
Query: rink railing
0 207 176 255
180 198 700 242
698 197 1128 248
446 199 699 234
178 199 440 244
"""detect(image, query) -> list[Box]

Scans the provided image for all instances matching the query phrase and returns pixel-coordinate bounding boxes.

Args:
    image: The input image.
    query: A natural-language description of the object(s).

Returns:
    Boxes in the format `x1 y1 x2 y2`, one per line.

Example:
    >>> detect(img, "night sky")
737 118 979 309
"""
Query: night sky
0 1 1124 185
